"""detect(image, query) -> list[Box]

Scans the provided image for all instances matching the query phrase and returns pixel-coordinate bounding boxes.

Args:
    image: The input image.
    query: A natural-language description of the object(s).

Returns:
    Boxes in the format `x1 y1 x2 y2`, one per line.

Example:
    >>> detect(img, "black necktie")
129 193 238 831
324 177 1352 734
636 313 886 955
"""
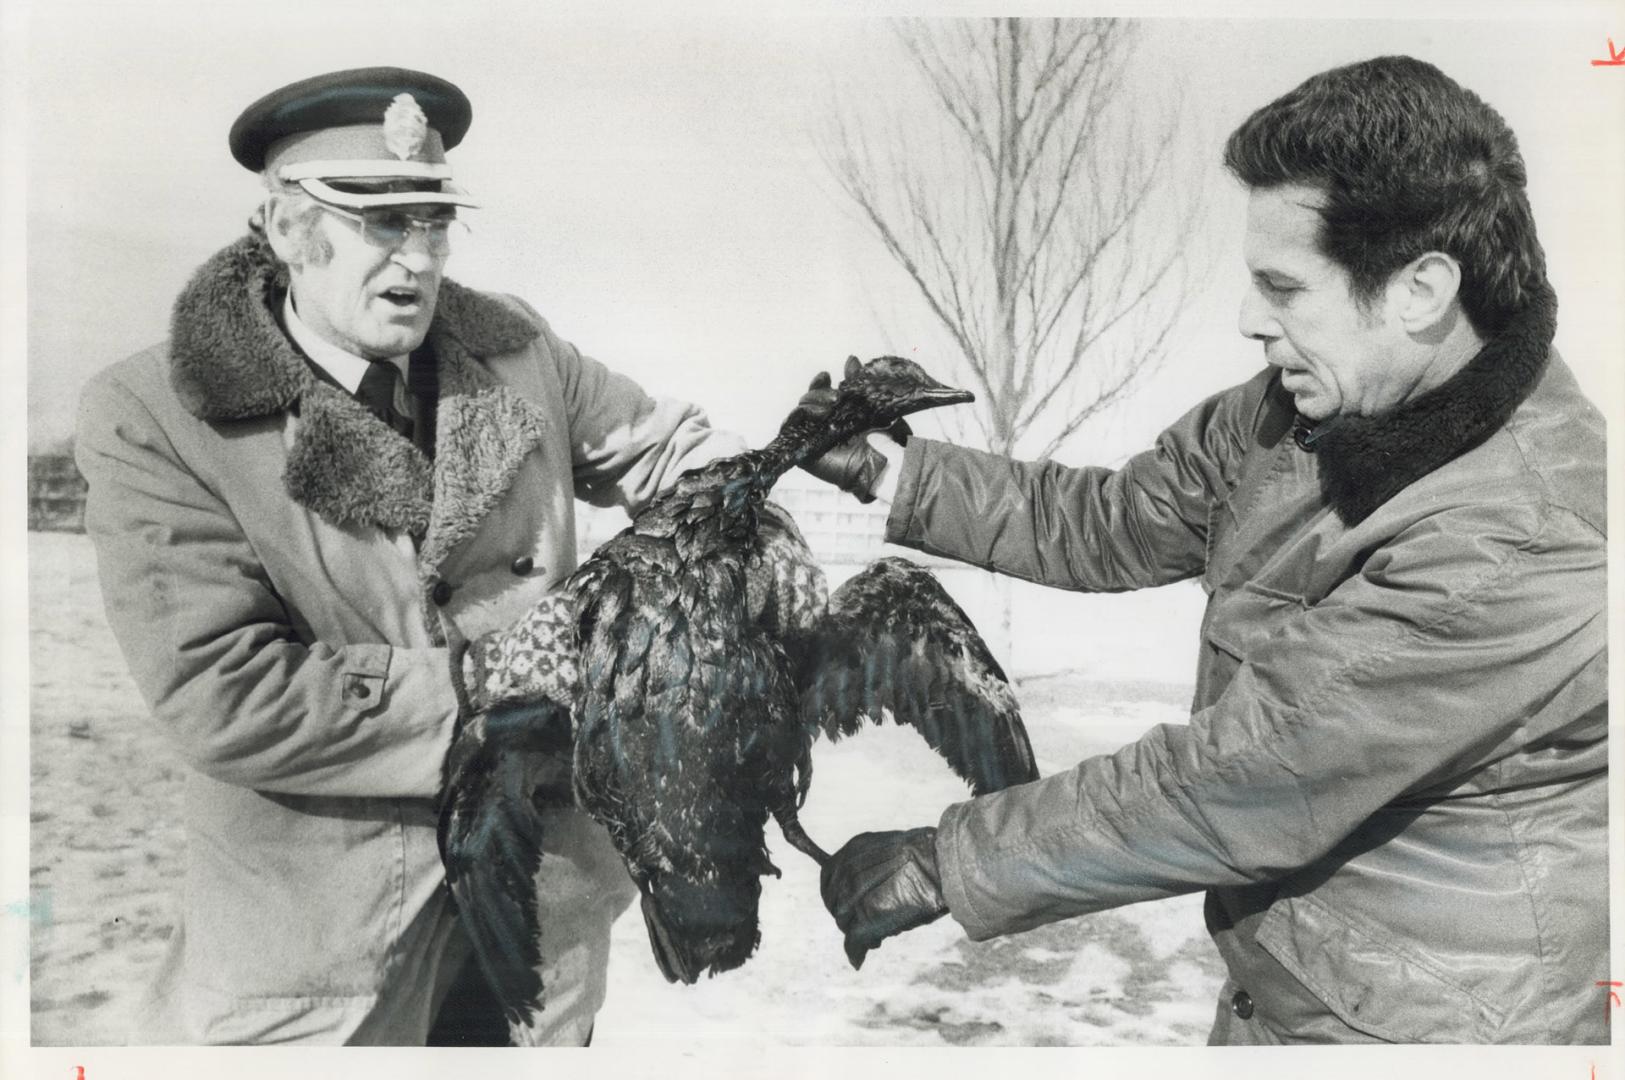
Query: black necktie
357 361 415 442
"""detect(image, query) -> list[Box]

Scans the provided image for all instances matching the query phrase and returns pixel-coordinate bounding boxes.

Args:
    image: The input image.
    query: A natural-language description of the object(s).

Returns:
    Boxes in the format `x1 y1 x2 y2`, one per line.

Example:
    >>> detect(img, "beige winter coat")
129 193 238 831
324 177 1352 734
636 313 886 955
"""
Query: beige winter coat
76 234 745 1043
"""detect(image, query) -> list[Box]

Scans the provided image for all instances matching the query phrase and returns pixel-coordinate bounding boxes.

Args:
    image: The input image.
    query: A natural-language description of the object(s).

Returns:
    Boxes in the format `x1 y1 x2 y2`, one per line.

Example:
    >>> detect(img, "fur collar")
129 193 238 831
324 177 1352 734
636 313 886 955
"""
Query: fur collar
1298 283 1556 526
170 233 540 418
168 234 552 565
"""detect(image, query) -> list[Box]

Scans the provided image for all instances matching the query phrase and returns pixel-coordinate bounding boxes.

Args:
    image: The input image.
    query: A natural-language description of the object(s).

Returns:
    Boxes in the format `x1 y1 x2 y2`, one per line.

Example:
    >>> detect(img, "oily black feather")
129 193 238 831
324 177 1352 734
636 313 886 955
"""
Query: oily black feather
744 502 830 643
569 485 813 984
565 356 976 985
438 697 575 1028
793 557 1038 795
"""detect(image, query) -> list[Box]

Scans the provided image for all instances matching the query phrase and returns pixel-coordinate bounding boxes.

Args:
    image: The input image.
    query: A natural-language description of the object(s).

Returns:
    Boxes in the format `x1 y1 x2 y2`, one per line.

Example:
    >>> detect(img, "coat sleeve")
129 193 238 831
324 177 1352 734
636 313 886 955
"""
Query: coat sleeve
76 370 461 800
521 309 747 514
932 494 1607 940
884 372 1275 592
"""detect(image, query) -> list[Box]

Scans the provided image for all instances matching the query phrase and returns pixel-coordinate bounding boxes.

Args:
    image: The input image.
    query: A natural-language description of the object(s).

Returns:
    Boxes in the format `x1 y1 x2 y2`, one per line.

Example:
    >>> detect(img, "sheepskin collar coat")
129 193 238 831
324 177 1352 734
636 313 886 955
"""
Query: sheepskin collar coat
77 232 742 1043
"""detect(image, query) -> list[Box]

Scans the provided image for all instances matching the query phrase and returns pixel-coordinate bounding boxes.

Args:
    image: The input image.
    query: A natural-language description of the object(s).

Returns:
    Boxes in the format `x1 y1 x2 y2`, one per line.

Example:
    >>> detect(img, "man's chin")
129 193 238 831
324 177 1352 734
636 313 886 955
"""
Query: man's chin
361 329 431 359
1287 390 1334 423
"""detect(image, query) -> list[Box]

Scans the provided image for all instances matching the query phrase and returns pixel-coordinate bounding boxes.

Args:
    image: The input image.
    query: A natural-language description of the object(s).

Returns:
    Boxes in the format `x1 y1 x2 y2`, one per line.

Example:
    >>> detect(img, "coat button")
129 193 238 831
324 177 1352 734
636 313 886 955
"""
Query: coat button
345 678 372 701
430 580 453 606
1230 989 1254 1020
510 555 535 576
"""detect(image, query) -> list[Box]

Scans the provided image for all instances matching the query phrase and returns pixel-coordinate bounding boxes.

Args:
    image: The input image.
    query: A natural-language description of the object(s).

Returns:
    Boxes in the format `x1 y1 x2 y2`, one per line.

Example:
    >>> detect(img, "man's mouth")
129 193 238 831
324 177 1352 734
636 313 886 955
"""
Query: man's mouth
378 286 421 307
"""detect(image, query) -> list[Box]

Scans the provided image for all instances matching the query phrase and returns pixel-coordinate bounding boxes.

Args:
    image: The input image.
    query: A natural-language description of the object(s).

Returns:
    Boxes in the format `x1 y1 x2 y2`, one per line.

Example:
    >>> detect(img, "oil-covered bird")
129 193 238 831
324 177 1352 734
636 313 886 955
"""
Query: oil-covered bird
439 355 1039 1038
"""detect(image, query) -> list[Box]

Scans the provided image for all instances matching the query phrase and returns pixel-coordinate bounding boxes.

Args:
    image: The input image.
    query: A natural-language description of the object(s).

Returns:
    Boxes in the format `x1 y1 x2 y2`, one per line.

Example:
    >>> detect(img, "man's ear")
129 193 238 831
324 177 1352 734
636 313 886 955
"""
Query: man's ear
262 194 301 268
1393 251 1464 335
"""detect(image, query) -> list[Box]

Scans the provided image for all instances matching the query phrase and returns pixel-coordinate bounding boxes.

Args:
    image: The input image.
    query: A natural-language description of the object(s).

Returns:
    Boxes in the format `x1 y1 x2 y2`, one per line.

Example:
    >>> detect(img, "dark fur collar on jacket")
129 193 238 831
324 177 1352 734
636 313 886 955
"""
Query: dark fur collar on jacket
1294 282 1556 526
168 233 552 566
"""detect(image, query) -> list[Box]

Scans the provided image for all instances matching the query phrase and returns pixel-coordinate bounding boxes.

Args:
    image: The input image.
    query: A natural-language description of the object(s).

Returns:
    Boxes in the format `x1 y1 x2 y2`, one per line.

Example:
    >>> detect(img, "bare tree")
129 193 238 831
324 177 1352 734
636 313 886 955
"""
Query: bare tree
824 18 1200 462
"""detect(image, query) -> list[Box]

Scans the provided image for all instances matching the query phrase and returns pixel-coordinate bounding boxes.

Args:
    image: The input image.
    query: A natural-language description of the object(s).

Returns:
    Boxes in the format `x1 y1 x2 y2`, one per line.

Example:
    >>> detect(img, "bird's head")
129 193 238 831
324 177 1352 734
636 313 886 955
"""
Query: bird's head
832 355 974 429
767 355 973 479
781 356 973 455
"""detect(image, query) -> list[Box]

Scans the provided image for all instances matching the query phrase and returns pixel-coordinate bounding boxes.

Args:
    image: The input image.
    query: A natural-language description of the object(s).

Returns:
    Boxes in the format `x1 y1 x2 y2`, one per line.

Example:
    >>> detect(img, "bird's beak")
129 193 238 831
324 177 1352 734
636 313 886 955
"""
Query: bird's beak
904 386 975 414
924 387 975 407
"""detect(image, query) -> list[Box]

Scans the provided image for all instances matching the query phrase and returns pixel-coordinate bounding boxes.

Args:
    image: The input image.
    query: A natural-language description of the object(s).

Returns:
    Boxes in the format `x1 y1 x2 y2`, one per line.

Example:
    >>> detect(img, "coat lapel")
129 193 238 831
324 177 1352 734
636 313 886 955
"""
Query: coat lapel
417 326 553 576
169 234 548 554
284 383 436 535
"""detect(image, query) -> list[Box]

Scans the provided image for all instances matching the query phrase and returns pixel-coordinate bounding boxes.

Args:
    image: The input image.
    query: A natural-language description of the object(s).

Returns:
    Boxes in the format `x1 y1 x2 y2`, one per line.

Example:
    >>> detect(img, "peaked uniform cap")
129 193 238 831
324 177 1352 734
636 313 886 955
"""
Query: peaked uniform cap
230 67 478 210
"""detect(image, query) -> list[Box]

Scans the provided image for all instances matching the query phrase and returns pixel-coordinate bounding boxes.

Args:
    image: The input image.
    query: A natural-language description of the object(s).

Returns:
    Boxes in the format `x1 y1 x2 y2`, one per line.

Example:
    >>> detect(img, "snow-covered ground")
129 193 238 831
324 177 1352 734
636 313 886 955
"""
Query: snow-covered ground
27 530 1223 1047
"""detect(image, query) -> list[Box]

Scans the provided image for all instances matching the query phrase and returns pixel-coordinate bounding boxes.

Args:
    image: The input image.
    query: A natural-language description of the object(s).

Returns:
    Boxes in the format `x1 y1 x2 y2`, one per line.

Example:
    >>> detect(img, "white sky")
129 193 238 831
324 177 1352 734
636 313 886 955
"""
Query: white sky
20 2 1625 461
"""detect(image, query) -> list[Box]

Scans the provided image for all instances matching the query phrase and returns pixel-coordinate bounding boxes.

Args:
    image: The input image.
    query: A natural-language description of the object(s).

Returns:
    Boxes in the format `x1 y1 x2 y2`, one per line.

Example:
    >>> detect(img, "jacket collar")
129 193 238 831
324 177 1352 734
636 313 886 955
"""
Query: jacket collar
1296 282 1557 526
169 234 552 566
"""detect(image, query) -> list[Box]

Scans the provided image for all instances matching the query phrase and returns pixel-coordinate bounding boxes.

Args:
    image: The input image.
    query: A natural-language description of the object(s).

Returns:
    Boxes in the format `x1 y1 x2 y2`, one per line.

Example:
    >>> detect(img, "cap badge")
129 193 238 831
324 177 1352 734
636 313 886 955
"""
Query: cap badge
382 93 429 161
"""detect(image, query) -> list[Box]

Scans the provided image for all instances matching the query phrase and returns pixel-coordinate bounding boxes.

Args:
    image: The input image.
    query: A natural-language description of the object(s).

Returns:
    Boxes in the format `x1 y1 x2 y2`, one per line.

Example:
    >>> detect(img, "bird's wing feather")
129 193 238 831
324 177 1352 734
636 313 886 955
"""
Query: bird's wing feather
745 501 829 641
793 557 1039 795
438 697 575 1028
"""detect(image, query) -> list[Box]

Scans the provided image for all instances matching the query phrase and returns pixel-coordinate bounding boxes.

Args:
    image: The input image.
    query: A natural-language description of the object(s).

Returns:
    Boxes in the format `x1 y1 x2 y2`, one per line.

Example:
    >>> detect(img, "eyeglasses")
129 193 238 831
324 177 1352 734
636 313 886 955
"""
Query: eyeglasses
315 203 468 256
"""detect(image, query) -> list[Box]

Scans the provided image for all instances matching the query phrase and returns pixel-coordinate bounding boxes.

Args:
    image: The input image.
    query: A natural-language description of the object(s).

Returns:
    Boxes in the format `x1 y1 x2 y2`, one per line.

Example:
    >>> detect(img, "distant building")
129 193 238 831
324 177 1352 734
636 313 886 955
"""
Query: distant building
575 471 954 576
574 472 1006 656
28 454 88 532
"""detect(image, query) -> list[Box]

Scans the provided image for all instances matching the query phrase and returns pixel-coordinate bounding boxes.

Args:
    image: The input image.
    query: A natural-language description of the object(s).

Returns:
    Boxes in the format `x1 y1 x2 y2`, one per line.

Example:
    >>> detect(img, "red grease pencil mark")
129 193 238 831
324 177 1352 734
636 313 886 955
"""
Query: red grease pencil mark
1593 38 1625 66
1599 980 1622 1024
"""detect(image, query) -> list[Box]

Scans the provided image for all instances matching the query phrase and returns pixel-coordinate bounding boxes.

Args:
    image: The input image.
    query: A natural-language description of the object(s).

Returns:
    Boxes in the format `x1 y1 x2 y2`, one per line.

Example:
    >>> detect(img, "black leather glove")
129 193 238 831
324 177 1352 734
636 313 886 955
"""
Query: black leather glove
820 827 948 970
796 366 910 503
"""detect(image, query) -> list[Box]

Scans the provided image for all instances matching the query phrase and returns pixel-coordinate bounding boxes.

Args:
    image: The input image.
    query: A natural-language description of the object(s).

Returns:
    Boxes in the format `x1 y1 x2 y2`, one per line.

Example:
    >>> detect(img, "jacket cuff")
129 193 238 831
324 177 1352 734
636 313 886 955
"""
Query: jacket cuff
447 631 483 725
883 438 932 546
369 645 466 800
935 798 998 941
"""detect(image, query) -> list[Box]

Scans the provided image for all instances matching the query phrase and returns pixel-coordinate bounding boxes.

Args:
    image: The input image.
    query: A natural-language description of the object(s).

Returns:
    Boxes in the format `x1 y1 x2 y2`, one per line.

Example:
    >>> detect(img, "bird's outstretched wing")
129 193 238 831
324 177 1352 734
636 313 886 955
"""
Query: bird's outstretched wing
438 697 575 1029
791 557 1038 795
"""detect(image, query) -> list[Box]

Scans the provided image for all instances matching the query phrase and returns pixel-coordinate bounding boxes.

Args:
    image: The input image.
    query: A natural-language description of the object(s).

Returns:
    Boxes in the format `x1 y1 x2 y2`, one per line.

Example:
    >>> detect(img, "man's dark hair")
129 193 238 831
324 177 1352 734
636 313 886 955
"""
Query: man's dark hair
1225 55 1545 337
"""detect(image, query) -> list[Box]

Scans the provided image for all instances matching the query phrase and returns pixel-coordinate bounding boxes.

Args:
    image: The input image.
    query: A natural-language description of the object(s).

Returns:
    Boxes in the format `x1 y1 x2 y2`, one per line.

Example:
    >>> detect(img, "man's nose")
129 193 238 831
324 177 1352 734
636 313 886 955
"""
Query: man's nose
390 238 441 274
1237 284 1278 342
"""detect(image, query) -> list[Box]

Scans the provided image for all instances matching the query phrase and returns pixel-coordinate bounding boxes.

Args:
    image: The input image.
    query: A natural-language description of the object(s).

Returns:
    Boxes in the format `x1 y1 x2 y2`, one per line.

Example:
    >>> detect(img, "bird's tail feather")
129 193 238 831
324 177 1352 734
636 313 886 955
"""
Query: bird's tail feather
638 874 763 985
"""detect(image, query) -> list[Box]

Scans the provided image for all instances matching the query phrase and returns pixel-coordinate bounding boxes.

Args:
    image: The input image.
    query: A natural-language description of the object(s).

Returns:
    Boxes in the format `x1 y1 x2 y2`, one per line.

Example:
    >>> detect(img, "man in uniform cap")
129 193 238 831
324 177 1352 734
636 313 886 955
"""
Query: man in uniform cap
76 67 868 1046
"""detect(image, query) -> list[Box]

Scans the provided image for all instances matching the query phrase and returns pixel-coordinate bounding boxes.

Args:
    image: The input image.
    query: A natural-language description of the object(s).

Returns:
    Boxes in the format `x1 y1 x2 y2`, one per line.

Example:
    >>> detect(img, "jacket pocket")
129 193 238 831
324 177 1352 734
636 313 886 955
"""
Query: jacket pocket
185 780 404 1000
1195 583 1305 706
1204 582 1307 660
1254 893 1509 1043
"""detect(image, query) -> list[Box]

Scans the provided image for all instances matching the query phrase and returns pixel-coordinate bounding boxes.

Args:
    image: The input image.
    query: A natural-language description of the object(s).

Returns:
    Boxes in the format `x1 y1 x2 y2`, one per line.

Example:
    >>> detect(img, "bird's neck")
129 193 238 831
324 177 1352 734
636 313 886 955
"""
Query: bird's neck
755 403 866 486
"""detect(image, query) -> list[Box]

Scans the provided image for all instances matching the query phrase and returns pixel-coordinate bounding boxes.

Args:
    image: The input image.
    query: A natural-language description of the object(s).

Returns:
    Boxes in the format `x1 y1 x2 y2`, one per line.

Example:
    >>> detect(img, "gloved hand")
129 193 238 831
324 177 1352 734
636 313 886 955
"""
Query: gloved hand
820 827 948 970
459 589 580 714
796 364 911 503
443 591 581 834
